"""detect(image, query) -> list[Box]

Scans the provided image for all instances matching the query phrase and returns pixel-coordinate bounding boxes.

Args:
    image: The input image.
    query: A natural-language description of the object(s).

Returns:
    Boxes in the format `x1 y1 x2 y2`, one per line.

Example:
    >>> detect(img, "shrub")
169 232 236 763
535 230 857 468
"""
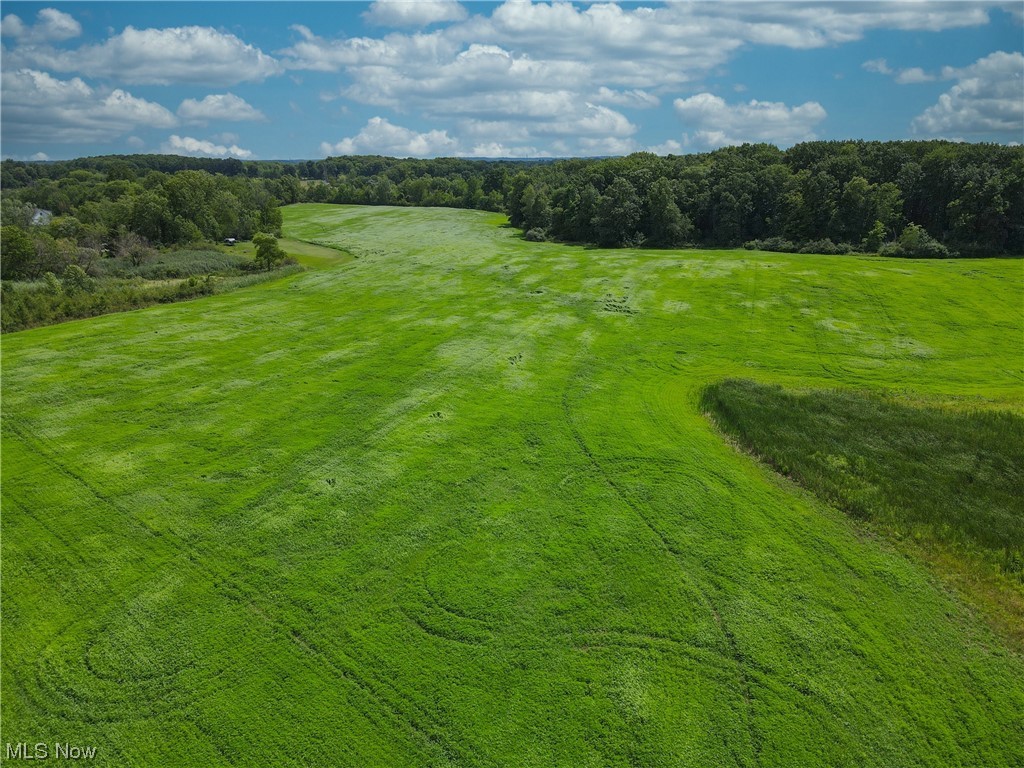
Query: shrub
879 224 953 258
799 238 853 255
61 264 95 294
744 237 798 253
524 228 547 242
43 271 63 296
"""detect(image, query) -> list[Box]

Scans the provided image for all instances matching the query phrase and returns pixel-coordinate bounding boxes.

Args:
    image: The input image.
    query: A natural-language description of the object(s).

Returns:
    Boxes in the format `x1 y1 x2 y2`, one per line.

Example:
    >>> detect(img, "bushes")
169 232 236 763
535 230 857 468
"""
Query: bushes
745 227 957 258
744 237 798 253
96 249 251 279
1 276 215 332
880 224 954 258
2 260 304 332
745 236 856 255
799 238 854 255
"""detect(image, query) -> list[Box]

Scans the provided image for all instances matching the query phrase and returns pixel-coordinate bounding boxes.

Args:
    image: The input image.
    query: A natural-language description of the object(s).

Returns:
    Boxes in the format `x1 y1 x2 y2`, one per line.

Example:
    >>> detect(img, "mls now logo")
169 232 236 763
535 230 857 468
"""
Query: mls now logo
5 742 97 760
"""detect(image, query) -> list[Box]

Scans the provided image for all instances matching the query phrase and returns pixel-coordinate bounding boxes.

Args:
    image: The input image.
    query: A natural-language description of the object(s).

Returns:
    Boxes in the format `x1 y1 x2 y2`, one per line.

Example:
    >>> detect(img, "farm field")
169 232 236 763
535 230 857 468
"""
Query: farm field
2 203 1023 766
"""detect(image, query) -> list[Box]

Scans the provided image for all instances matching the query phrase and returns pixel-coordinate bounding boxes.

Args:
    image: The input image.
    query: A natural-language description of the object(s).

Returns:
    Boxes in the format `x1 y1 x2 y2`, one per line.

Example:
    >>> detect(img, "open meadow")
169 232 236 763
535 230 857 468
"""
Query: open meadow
3 204 1023 766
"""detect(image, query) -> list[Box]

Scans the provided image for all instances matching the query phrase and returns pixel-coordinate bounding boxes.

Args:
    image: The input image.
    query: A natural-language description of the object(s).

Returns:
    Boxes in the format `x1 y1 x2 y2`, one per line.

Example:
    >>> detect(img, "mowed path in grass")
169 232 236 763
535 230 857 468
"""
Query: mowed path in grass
3 204 1022 767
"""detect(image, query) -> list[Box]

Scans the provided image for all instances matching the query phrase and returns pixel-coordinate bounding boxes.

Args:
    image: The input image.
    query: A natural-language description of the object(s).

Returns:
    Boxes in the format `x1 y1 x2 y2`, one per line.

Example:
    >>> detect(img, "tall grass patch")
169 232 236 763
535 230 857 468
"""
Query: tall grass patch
702 378 1024 642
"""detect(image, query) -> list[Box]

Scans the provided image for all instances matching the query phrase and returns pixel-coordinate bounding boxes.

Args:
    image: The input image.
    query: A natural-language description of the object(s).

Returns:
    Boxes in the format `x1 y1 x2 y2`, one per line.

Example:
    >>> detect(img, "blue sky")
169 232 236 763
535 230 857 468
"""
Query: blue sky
1 1 1021 160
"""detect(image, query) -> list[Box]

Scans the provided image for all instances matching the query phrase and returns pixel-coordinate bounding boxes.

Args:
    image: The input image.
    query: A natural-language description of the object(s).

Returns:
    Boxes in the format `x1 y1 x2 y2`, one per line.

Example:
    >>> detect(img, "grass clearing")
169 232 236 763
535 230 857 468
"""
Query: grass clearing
2 204 1023 766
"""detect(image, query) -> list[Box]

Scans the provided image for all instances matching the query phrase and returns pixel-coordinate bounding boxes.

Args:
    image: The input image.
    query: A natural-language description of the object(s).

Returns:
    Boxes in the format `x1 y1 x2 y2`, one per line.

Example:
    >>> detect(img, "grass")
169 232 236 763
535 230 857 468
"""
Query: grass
2 203 1023 766
228 236 353 269
701 378 1024 647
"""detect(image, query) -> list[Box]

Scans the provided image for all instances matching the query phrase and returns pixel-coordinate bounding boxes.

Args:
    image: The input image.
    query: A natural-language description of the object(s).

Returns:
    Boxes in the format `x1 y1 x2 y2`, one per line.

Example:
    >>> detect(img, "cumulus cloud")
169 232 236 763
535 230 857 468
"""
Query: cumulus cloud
465 141 549 158
674 93 827 149
648 139 684 155
319 110 636 158
894 67 935 85
862 58 893 75
592 87 659 108
7 25 281 85
1 68 177 143
278 1 993 157
862 58 935 83
162 134 253 158
912 51 1024 138
364 0 467 27
1 8 81 42
565 104 636 137
321 117 459 157
177 93 266 123
579 136 638 156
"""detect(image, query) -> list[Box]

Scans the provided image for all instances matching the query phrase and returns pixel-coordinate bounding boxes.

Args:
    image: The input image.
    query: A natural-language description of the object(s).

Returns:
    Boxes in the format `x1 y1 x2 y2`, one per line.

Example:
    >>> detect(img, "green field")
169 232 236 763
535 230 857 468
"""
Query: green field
3 204 1023 766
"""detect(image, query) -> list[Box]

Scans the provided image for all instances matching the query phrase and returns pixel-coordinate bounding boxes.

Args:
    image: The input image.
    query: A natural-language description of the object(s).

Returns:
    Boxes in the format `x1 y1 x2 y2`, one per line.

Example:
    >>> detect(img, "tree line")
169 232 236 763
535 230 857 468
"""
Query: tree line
2 140 1021 278
501 141 1023 256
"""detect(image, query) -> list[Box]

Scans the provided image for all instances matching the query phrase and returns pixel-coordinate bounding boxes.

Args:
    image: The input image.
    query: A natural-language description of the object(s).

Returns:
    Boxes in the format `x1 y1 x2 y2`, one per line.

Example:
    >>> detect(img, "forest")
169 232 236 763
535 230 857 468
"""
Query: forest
1 140 1021 283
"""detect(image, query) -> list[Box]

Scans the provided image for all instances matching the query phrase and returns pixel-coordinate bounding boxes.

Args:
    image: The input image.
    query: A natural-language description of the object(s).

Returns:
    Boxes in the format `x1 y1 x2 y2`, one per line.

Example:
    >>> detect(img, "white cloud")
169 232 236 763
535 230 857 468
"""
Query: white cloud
211 132 241 145
30 152 50 161
278 1 991 157
895 67 935 84
0 14 25 38
466 141 549 158
579 136 638 156
177 93 266 123
320 117 554 158
862 58 935 83
320 117 459 157
862 58 893 75
565 104 636 137
281 24 457 73
1 68 177 143
913 51 1024 138
1 8 81 42
364 0 467 27
126 136 145 149
674 92 827 149
162 134 253 158
592 87 659 108
648 139 684 155
8 26 281 85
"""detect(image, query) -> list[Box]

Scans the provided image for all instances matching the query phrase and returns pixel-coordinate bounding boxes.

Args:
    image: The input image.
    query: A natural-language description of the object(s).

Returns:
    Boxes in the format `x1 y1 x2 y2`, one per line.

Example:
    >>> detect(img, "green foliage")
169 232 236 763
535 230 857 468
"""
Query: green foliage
60 264 95 294
594 177 642 246
880 223 952 258
42 271 62 296
798 238 853 255
95 249 251 279
1 197 35 228
1 224 35 278
862 220 887 253
1 262 304 332
0 163 288 279
253 232 286 270
744 236 798 253
645 177 691 246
